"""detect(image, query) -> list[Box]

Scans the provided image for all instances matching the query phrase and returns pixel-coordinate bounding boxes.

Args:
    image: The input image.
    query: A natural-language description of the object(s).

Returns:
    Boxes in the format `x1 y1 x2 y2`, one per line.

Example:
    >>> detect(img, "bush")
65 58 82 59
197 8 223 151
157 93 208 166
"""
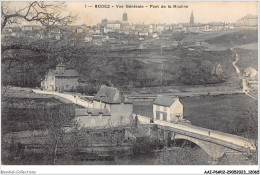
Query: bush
132 138 161 154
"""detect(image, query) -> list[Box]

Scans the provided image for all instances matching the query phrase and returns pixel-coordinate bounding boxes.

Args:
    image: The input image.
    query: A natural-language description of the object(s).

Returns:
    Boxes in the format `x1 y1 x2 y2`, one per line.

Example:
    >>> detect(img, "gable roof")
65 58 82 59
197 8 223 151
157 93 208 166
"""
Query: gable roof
75 108 111 117
153 96 179 107
56 63 66 67
48 69 78 77
93 85 124 104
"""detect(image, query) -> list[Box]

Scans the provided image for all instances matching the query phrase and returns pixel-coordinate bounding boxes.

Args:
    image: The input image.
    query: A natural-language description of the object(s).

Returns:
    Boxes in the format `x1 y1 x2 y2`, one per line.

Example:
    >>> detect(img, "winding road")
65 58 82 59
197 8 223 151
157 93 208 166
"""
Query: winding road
230 48 256 100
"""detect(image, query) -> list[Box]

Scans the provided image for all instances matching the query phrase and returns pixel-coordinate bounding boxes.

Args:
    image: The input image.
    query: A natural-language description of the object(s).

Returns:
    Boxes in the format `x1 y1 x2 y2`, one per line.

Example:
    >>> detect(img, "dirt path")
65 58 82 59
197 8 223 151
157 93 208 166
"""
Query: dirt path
230 48 256 100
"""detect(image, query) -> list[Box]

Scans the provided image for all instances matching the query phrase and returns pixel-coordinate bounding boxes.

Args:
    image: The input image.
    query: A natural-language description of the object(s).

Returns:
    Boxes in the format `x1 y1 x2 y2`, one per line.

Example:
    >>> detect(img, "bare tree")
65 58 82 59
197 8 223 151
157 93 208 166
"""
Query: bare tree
1 1 77 55
1 1 77 31
1 2 79 87
41 104 75 164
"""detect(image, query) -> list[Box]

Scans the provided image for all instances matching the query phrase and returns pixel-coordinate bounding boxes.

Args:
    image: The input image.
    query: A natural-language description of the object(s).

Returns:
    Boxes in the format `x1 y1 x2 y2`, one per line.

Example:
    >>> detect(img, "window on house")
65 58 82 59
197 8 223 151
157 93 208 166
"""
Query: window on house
163 113 167 121
156 111 160 120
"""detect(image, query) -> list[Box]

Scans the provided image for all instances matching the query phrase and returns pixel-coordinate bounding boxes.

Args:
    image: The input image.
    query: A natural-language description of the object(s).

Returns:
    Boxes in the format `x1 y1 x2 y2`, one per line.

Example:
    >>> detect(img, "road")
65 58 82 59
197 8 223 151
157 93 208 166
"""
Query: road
230 48 257 100
135 114 255 150
33 89 93 108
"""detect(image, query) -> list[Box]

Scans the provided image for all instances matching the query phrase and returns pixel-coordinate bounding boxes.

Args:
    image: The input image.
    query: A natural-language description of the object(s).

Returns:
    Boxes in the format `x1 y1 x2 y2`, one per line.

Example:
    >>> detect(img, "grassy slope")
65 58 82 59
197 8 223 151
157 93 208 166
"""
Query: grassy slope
205 29 258 72
206 29 258 47
180 94 256 133
1 88 77 134
235 48 258 72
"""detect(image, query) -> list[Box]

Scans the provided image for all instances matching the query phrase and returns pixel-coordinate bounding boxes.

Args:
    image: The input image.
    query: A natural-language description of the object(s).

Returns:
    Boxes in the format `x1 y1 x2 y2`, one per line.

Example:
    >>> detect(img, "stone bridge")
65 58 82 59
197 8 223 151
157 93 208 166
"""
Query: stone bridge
136 115 256 161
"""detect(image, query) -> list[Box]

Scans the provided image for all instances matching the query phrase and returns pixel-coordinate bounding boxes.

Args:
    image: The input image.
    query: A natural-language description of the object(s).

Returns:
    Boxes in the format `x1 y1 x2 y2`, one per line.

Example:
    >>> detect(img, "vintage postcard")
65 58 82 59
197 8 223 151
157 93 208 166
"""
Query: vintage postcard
1 1 259 174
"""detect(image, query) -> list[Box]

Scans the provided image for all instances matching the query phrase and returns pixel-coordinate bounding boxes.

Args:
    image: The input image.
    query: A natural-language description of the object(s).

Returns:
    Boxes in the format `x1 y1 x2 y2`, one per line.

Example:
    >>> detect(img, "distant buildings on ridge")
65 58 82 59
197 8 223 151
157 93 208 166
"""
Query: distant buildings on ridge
2 12 257 46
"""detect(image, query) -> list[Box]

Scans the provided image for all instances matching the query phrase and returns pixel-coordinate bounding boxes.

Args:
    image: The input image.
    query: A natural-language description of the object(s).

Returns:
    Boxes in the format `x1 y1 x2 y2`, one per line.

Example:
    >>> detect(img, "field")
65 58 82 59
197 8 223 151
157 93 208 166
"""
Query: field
133 94 257 137
206 29 258 47
182 30 235 43
235 43 258 50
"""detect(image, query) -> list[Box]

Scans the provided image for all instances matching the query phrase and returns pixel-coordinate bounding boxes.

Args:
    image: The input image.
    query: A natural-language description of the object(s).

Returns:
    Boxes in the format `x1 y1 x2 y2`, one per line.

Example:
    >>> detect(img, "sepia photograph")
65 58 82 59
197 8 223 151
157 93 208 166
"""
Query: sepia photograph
0 0 258 172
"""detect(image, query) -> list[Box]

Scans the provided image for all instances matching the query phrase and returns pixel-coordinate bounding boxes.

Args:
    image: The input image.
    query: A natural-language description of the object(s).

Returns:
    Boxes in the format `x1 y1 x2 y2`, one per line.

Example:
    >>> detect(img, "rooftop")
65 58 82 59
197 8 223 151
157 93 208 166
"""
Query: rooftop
125 128 149 138
153 96 178 107
239 14 258 21
49 69 78 77
94 85 132 104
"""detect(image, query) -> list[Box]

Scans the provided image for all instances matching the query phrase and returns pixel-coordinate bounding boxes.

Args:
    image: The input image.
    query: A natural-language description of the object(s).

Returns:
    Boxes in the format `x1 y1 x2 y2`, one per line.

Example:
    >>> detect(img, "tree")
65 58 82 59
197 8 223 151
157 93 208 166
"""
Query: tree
1 2 76 31
1 1 77 53
1 2 78 87
228 101 258 164
42 104 75 164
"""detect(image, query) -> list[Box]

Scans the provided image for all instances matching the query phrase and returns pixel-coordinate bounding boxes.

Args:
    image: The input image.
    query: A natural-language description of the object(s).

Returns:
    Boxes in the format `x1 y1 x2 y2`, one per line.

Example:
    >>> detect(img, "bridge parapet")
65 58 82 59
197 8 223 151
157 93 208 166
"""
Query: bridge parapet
155 124 255 153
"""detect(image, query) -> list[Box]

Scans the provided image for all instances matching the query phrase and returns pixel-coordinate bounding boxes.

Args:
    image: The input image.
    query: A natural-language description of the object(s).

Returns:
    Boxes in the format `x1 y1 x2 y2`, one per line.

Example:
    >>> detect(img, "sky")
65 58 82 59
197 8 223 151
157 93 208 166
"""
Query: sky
3 1 258 26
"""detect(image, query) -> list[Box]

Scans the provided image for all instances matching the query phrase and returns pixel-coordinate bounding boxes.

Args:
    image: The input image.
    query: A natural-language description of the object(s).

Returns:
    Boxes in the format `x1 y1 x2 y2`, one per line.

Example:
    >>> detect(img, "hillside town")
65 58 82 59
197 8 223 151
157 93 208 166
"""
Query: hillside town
1 1 258 168
2 12 258 47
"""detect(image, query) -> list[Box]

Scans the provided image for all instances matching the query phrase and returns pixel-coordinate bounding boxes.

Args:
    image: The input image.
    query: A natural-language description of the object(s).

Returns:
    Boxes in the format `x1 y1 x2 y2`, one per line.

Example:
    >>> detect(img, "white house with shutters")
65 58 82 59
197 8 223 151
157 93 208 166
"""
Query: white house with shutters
153 96 183 123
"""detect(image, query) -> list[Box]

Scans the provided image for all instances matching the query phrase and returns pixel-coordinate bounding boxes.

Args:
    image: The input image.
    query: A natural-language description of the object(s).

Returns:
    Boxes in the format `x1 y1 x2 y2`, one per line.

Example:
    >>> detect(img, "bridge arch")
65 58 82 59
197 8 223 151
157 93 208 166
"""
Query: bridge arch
174 134 225 160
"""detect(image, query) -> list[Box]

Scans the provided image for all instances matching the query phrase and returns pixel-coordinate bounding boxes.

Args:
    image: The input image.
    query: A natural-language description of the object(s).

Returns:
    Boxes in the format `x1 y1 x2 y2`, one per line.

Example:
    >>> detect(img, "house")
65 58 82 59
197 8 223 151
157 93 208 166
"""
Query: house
183 24 209 33
155 24 166 32
153 96 183 123
92 37 103 46
92 35 108 45
237 14 258 27
41 63 79 92
215 63 223 75
85 36 93 42
138 31 149 36
22 25 41 31
93 85 133 117
139 43 144 50
76 28 84 33
107 21 121 29
74 108 132 128
244 67 258 80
